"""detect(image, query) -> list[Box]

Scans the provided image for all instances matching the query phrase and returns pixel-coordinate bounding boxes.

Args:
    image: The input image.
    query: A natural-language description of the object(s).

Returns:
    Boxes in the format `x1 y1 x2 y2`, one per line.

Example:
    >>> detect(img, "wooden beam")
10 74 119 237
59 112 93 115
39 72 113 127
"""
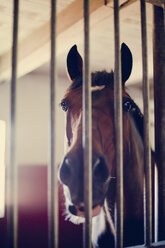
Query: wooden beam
0 0 105 81
146 0 165 8
105 0 137 8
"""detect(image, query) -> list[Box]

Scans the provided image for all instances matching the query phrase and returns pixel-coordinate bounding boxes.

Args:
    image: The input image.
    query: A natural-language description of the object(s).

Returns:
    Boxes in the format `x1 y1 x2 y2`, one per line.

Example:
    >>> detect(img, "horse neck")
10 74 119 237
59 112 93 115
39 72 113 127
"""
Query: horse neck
101 116 145 246
123 116 144 220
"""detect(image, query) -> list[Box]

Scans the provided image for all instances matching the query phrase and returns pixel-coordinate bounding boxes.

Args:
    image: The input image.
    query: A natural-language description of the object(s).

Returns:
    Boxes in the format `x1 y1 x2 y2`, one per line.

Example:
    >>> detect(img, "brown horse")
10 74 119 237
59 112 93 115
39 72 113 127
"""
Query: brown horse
59 44 153 247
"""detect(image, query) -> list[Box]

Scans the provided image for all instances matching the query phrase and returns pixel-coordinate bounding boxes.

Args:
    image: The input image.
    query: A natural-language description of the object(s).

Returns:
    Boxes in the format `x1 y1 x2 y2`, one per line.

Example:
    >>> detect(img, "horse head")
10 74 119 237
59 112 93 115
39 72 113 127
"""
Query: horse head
59 43 145 246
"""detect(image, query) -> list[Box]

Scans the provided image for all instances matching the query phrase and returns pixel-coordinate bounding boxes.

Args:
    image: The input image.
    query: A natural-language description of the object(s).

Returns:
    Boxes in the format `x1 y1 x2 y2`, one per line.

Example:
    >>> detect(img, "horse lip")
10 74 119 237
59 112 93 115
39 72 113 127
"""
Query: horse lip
68 204 102 217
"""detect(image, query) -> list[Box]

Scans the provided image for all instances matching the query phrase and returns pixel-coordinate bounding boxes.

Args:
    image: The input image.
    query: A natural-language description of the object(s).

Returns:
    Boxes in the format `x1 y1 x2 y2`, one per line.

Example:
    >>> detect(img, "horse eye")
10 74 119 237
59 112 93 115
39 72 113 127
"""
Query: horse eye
68 139 71 147
123 100 132 112
61 100 69 112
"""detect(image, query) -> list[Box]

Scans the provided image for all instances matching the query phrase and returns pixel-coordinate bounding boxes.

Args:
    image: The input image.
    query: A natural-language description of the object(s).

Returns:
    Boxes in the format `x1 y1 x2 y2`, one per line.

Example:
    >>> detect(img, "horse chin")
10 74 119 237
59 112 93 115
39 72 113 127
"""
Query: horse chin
77 205 102 217
69 204 102 218
63 185 103 224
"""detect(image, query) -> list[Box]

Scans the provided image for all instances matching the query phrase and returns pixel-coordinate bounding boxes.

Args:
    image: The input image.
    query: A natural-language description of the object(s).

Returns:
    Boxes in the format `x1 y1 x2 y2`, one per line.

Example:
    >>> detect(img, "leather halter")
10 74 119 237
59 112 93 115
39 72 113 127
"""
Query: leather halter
123 97 144 139
61 96 144 140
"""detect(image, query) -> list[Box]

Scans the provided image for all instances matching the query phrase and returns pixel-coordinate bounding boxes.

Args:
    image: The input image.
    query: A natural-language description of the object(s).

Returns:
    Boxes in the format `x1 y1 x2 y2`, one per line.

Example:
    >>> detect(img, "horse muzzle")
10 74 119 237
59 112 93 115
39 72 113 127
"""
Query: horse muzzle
59 153 110 218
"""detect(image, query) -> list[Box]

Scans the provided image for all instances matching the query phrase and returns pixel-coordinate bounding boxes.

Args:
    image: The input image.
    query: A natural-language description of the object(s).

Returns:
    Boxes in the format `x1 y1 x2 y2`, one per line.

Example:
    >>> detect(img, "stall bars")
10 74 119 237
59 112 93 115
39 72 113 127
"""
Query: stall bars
7 0 165 248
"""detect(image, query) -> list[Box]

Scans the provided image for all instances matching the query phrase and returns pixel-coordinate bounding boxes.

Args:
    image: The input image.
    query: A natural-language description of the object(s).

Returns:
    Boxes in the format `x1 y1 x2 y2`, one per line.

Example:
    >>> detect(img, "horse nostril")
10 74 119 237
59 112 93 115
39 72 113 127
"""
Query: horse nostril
69 205 77 216
60 157 71 185
78 206 84 212
93 156 109 182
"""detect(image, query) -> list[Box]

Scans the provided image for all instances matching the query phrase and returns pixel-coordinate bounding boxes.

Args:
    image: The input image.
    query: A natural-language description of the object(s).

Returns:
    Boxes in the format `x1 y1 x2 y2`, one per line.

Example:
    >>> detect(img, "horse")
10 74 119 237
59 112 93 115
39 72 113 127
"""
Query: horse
59 43 154 247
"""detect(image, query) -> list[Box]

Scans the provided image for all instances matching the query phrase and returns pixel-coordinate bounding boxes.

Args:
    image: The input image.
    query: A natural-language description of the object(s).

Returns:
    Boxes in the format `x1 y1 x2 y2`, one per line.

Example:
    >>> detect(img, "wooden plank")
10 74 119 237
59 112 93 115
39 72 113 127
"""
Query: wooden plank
146 0 165 8
105 0 137 8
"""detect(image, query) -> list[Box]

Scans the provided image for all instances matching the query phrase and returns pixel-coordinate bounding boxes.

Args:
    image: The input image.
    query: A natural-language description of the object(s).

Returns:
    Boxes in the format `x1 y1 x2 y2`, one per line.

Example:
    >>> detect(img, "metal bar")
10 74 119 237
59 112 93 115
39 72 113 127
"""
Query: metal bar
48 0 58 247
125 240 165 248
114 1 123 248
83 0 92 248
8 0 19 248
153 5 165 242
140 0 152 246
164 4 165 30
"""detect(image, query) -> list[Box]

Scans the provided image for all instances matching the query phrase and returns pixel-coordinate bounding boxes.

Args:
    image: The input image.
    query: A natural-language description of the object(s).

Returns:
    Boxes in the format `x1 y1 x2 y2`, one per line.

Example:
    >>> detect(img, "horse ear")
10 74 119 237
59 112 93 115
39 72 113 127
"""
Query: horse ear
67 45 83 81
121 43 133 85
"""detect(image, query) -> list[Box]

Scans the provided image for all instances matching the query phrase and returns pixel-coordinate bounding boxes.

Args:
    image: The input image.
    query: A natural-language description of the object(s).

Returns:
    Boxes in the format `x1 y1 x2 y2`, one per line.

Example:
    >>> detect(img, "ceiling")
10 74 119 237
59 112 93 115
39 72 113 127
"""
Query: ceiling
0 0 160 165
0 0 156 82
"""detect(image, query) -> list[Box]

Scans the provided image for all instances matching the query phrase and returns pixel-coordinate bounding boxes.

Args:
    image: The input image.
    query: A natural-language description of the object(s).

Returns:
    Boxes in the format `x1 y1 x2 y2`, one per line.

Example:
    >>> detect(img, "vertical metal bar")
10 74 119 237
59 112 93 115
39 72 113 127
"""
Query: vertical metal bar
114 1 123 248
153 5 165 242
8 0 19 248
164 4 165 31
48 0 58 247
140 0 152 246
83 0 92 248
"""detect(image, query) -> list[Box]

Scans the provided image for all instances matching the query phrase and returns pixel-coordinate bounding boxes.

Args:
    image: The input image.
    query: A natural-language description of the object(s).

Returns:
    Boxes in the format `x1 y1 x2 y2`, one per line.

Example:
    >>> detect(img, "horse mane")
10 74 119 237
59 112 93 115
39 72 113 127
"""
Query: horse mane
92 71 114 87
69 70 114 90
